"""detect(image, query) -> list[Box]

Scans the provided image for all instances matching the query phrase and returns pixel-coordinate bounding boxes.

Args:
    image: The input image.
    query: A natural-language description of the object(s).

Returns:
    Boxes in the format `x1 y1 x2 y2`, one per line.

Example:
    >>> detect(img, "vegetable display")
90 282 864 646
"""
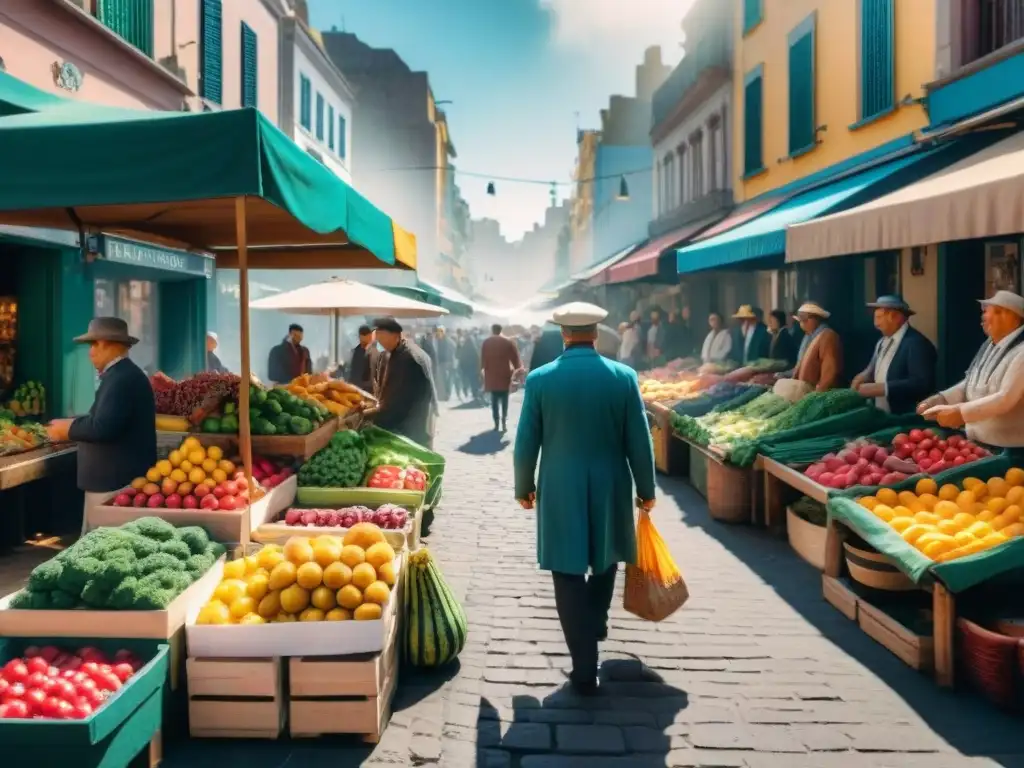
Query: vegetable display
282 505 409 530
404 547 467 668
196 528 397 624
674 392 791 446
365 465 427 491
670 383 766 420
152 372 241 421
298 430 369 488
283 373 370 417
5 380 45 418
0 645 143 720
856 470 1024 561
12 518 225 610
0 419 47 456
202 385 330 436
790 496 827 526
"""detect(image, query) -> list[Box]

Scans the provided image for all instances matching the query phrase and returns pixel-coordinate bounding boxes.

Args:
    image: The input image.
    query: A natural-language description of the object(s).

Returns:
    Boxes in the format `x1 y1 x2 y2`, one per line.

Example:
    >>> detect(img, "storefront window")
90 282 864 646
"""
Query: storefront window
984 241 1020 297
94 278 159 375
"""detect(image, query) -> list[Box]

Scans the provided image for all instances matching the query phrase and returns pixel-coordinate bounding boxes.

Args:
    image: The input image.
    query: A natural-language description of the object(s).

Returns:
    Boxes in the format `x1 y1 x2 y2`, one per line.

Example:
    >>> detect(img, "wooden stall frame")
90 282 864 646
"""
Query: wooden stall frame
761 457 827 535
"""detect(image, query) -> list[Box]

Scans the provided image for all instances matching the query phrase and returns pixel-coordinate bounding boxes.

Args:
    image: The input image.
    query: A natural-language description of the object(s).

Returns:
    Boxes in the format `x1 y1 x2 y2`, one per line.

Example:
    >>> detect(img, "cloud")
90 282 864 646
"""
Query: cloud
540 0 691 54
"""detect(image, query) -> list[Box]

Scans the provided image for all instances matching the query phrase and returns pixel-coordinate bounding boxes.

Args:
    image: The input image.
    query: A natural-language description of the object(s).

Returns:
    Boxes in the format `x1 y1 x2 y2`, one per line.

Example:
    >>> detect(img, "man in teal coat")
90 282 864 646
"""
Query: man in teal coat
514 301 657 695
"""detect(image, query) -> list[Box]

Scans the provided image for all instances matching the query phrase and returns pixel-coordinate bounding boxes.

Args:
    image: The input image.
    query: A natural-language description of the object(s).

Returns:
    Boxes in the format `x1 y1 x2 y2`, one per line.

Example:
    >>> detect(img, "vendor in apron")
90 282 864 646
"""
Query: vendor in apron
918 290 1024 447
777 302 843 393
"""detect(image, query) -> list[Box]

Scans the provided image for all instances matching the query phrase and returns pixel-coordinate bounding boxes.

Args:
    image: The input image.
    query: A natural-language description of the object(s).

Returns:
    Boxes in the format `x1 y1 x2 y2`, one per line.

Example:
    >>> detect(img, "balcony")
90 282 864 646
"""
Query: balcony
651 27 730 133
962 0 1024 66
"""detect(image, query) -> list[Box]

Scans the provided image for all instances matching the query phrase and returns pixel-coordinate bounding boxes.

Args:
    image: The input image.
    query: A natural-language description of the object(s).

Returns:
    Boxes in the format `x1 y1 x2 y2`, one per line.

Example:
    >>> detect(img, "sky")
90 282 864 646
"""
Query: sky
308 0 689 242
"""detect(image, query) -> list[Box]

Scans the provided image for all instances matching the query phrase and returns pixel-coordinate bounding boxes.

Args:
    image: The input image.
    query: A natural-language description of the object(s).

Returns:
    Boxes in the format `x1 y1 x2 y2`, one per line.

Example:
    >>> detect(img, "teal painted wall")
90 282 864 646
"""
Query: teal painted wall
159 280 207 379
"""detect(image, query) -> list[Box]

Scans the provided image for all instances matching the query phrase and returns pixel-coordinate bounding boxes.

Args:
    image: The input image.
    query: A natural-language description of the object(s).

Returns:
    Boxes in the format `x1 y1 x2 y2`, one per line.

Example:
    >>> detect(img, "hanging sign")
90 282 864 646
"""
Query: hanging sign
100 235 214 279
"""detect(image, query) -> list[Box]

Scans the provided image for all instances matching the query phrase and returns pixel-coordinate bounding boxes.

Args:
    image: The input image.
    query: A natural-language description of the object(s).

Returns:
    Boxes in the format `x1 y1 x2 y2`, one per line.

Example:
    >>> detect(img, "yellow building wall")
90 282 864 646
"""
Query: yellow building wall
733 0 935 202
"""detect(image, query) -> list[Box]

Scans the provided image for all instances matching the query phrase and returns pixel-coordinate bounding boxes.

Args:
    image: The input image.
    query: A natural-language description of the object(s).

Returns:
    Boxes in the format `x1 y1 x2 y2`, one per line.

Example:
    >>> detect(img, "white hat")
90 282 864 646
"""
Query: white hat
794 302 830 319
206 331 219 342
980 290 1024 317
551 301 608 328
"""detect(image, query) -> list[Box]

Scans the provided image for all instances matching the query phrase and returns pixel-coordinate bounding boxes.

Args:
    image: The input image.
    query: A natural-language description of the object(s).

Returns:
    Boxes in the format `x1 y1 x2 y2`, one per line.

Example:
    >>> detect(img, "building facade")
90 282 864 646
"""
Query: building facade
568 130 600 274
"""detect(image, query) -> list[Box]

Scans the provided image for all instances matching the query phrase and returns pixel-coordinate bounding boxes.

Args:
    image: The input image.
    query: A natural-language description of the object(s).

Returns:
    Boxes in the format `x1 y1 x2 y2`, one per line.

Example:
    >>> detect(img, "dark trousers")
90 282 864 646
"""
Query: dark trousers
551 564 618 684
490 390 509 426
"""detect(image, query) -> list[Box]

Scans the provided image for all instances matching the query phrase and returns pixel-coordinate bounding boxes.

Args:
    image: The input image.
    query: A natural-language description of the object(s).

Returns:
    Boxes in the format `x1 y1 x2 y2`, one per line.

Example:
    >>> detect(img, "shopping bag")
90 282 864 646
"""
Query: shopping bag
623 510 689 621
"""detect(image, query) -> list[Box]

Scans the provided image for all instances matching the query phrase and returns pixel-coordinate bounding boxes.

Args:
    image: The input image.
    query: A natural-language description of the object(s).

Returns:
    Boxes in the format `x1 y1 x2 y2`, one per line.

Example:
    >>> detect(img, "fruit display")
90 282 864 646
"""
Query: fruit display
855 469 1024 562
112 436 266 512
0 418 47 456
154 414 191 432
804 430 993 489
639 377 702 404
298 429 369 488
195 527 398 624
201 385 329 436
11 518 225 610
151 371 241 422
282 504 409 530
365 465 427 491
0 645 144 720
5 380 44 417
638 358 698 382
251 454 298 490
404 547 468 668
283 373 369 417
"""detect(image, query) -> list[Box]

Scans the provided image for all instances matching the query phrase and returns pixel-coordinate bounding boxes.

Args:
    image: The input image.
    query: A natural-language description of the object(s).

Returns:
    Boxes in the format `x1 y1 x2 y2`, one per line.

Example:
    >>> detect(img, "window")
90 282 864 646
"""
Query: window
743 65 764 176
662 154 674 211
338 114 347 159
690 131 704 199
241 23 258 108
97 0 154 56
328 105 335 151
315 93 325 140
299 75 311 130
743 0 763 34
199 0 222 104
859 0 895 122
787 13 817 156
676 145 687 204
707 118 719 192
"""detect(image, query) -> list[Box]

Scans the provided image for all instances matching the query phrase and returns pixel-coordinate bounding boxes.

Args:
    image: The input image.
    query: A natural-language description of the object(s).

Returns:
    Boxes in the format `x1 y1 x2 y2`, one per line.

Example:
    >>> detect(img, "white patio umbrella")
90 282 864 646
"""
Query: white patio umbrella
250 277 448 365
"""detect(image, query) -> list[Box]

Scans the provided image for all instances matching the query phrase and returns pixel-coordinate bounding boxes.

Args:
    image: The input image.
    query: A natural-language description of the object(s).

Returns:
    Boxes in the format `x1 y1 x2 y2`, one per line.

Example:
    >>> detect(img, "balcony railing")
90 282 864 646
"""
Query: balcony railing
96 0 154 58
963 0 1024 66
652 26 731 129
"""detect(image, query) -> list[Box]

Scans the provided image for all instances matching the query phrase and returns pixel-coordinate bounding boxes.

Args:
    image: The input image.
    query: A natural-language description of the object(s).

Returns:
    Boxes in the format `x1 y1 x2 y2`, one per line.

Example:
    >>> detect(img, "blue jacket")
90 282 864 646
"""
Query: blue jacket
513 346 656 575
862 326 937 415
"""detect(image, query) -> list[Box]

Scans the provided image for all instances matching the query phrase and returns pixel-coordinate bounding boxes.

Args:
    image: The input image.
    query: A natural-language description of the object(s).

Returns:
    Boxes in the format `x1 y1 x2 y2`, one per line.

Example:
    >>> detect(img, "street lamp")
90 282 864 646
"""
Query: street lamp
486 182 496 196
616 175 630 201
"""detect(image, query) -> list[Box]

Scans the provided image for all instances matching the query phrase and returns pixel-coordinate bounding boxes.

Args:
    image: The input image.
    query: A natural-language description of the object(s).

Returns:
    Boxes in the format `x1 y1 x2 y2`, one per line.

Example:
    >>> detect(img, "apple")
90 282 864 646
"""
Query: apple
212 485 228 499
146 494 164 508
909 429 925 442
113 493 133 507
200 494 219 510
219 495 237 511
953 455 966 466
920 439 935 451
132 494 148 508
182 494 199 509
194 484 210 498
164 493 182 509
160 478 178 496
913 449 929 463
223 480 238 496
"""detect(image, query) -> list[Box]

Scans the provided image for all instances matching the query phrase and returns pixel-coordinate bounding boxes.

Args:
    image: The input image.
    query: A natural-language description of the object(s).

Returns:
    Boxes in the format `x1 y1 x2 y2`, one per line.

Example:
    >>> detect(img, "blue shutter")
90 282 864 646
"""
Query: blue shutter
743 0 763 34
199 0 223 105
241 23 258 109
338 115 347 159
97 0 154 57
299 76 311 129
315 94 324 140
328 105 335 151
860 0 895 120
787 14 816 155
743 67 763 175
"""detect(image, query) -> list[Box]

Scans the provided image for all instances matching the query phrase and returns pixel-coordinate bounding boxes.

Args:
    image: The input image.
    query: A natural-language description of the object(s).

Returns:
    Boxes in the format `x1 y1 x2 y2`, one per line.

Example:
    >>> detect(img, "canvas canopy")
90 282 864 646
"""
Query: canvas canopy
250 278 448 318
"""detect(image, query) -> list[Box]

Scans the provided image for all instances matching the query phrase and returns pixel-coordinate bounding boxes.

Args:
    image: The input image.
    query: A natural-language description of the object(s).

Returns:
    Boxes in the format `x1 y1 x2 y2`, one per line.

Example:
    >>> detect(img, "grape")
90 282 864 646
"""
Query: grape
150 372 242 417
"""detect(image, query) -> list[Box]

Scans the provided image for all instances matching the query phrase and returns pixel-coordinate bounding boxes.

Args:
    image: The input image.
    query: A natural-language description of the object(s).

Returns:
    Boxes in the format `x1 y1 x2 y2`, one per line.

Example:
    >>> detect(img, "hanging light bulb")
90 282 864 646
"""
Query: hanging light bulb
486 181 496 196
616 175 630 201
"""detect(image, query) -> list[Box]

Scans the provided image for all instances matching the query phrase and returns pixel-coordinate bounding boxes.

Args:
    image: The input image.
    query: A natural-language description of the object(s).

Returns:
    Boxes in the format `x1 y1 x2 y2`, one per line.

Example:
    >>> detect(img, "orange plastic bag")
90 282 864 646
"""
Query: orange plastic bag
623 511 689 621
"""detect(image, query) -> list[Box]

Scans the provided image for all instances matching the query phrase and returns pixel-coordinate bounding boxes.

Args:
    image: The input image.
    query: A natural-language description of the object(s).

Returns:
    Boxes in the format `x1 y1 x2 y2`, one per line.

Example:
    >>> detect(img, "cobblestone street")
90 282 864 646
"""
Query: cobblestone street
169 395 1024 768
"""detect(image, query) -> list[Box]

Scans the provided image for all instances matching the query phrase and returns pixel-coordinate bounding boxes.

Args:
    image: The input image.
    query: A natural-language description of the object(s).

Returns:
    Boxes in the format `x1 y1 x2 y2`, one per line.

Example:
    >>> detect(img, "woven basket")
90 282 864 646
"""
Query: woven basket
957 617 1022 710
842 542 916 591
706 457 751 524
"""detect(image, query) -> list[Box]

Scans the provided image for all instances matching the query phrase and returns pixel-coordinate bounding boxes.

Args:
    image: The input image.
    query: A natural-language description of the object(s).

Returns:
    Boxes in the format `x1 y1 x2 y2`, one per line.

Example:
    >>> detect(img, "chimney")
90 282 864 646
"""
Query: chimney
292 0 309 25
636 45 670 102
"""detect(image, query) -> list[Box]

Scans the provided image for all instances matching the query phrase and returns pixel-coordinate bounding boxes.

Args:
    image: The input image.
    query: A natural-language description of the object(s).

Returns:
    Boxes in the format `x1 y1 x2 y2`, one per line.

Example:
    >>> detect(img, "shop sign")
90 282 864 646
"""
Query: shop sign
100 236 214 279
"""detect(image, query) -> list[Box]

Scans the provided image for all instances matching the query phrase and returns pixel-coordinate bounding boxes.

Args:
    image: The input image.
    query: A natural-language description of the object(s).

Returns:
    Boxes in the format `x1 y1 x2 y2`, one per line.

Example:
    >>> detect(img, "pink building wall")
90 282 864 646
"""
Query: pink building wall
0 0 189 110
156 0 280 122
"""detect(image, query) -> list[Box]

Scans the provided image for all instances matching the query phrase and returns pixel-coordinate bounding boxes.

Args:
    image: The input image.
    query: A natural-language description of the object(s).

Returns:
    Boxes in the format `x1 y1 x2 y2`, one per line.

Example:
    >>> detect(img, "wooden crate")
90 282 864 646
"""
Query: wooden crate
705 449 752 524
651 425 669 474
186 657 284 739
288 607 400 742
858 601 935 673
688 442 708 498
822 574 859 621
251 419 339 460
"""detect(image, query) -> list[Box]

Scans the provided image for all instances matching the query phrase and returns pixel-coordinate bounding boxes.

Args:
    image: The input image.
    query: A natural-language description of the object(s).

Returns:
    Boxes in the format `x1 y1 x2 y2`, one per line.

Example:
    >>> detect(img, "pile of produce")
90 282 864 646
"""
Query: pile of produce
639 377 702 404
283 373 369 417
12 518 225 610
251 454 299 490
5 380 45 417
111 436 266 511
790 496 827 526
804 429 993 490
638 358 697 382
152 371 241 422
298 430 369 488
856 471 1024 562
195 527 397 624
670 382 762 419
674 392 791 446
365 465 427 491
0 645 144 720
405 547 468 668
0 419 47 456
202 385 330 436
282 504 409 530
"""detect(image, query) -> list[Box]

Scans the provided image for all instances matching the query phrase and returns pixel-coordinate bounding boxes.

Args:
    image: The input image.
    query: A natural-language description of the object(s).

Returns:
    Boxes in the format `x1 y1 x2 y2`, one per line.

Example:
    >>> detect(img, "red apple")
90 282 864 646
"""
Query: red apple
164 493 182 509
212 485 228 499
219 495 237 511
132 494 148 508
909 429 925 442
920 439 935 452
200 494 219 510
182 494 199 509
194 484 210 498
223 480 238 496
113 493 133 507
953 455 966 466
146 494 164 508
893 433 909 446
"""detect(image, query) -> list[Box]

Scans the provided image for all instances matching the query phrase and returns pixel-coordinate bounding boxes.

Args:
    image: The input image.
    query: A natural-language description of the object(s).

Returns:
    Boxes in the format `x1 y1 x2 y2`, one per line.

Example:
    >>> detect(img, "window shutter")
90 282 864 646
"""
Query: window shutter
743 69 763 175
860 0 895 120
200 0 223 105
743 0 763 34
787 16 816 155
97 0 154 57
299 76 311 129
241 23 258 108
316 94 324 140
328 105 335 151
338 115 347 159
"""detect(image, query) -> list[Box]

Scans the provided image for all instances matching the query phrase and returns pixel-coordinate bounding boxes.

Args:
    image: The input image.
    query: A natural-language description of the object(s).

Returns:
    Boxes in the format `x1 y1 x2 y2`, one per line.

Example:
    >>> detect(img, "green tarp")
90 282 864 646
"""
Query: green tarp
0 71 397 265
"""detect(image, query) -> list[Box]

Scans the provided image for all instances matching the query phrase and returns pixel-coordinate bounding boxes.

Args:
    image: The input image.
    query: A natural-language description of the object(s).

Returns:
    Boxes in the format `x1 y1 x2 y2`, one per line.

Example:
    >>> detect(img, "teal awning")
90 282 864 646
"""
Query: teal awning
383 279 474 317
569 242 642 281
675 145 958 274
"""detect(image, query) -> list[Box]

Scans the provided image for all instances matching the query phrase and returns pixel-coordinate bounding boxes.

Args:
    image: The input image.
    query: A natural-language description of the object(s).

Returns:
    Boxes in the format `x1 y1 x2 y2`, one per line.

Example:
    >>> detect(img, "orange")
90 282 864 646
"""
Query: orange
1006 486 1024 505
299 607 325 622
351 563 377 591
202 458 218 474
952 512 976 529
179 460 193 474
987 477 1010 499
876 488 898 506
916 493 939 511
296 562 324 590
933 500 959 520
1002 505 1022 524
986 497 1009 515
156 459 173 477
325 608 352 621
268 561 298 591
284 538 315 566
1005 467 1024 487
336 585 363 610
188 449 206 465
168 450 184 467
311 586 336 611
937 484 959 501
937 520 960 536
322 562 353 589
229 596 257 620
218 460 236 475
955 491 977 512
915 478 938 496
897 491 919 508
280 584 311 614
188 467 206 485
858 496 879 510
206 445 224 461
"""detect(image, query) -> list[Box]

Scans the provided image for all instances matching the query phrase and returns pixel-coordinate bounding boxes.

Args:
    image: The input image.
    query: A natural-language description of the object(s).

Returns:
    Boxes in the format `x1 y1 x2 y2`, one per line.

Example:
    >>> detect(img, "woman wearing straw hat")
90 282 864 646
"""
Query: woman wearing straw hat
732 305 770 365
782 302 843 392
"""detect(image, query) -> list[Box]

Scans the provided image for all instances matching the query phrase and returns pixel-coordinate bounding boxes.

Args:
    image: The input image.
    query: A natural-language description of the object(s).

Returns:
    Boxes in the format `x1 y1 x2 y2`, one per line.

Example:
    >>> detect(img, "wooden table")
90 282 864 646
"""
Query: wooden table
761 457 827 534
0 444 77 491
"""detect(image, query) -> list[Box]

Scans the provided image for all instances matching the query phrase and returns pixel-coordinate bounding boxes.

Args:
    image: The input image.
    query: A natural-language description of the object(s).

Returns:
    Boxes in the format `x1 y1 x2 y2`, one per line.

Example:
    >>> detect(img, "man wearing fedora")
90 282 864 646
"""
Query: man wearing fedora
851 296 936 415
46 318 157 532
733 305 770 365
784 302 843 391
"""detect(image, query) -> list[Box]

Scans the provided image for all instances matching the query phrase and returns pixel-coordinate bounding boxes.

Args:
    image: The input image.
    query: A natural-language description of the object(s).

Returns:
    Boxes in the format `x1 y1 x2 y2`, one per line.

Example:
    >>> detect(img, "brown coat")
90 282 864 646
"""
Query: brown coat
481 334 522 392
795 326 843 391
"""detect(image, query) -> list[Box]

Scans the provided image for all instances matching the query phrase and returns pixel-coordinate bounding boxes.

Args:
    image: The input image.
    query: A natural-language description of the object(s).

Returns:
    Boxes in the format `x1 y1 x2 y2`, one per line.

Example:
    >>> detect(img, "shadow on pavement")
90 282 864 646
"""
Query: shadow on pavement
658 474 1024 764
453 399 488 410
474 658 689 767
456 431 511 456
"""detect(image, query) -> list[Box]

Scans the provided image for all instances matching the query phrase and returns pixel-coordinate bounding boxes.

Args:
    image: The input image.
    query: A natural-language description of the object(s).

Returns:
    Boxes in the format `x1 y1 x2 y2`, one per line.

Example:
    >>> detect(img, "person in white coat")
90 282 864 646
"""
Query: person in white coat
701 312 732 364
919 290 1024 447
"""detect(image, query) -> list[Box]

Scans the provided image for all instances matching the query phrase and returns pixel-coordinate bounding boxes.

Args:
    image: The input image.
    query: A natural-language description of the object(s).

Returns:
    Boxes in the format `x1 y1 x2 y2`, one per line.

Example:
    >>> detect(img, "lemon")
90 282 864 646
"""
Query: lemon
377 560 396 587
322 562 352 589
311 585 337 611
325 608 352 621
337 584 363 610
858 496 879 510
915 478 938 496
197 601 231 625
258 547 285 571
257 590 282 619
299 607 325 622
280 584 310 614
889 517 914 533
876 488 898 506
207 445 224 461
222 559 247 581
214 579 248 605
246 573 270 601
296 562 324 590
239 613 266 625
230 596 257 620
268 561 298 591
938 484 959 501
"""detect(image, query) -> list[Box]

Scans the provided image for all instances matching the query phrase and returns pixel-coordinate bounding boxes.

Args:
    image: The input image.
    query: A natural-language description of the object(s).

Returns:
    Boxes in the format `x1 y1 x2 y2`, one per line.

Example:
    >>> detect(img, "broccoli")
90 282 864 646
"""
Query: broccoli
177 526 211 556
125 533 159 559
206 541 226 560
27 559 64 592
9 590 34 609
159 539 192 562
49 590 79 610
102 547 137 564
80 580 111 608
95 556 134 591
185 553 215 578
136 571 190 609
131 517 179 542
108 577 139 610
11 590 52 610
138 552 184 576
58 556 103 596
289 416 313 435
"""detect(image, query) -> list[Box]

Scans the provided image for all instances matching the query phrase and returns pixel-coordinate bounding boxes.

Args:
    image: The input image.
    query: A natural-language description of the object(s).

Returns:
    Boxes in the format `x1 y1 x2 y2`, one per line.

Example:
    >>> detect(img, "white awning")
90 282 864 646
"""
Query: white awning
786 130 1024 262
